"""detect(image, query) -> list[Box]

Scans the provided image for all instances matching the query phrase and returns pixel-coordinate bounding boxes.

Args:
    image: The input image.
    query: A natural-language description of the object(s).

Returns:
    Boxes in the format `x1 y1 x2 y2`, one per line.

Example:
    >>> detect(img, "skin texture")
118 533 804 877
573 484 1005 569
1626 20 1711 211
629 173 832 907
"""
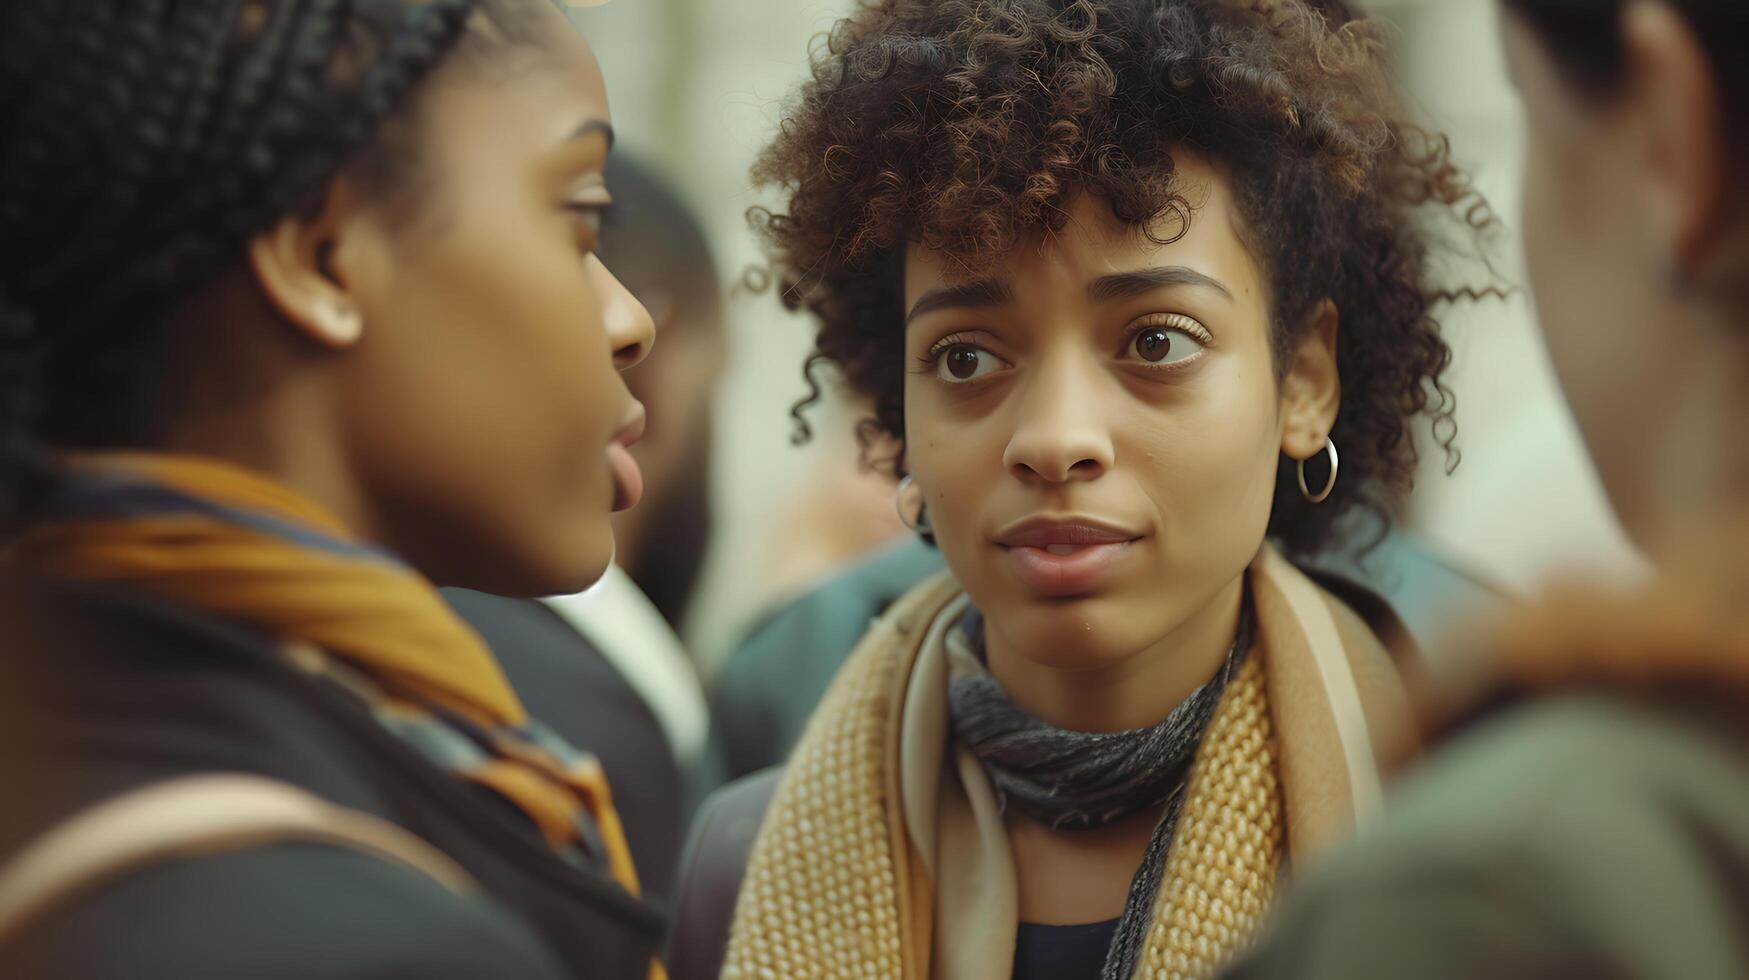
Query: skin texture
173 1 654 597
903 159 1339 921
905 160 1339 735
1505 2 1747 555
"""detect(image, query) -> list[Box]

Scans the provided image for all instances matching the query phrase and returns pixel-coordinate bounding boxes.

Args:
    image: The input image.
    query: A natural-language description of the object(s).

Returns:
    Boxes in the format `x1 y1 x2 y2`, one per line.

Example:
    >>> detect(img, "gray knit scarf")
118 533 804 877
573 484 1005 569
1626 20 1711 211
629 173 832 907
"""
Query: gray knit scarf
947 594 1255 980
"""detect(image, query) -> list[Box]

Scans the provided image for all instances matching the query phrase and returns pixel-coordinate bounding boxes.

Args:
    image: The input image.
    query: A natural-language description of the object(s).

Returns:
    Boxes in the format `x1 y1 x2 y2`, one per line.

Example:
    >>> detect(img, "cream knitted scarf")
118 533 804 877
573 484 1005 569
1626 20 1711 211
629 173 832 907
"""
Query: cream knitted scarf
722 546 1412 980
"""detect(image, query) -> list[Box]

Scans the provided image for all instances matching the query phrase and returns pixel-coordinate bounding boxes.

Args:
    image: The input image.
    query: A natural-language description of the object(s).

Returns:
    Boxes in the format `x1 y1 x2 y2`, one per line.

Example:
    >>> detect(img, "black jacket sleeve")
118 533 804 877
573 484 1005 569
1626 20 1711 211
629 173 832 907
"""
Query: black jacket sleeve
1 842 570 979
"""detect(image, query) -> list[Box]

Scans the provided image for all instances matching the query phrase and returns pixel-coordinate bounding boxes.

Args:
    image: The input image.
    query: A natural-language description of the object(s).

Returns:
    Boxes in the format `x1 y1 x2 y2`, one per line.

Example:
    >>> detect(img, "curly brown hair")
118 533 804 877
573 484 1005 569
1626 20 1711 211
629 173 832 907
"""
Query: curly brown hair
755 0 1497 556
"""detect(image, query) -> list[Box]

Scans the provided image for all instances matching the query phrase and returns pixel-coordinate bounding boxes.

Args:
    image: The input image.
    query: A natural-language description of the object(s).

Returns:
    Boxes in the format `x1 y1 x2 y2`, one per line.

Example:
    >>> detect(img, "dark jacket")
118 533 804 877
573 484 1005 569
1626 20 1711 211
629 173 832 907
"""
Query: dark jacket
707 538 947 781
0 576 664 979
444 588 685 902
1223 691 1749 979
1223 510 1749 980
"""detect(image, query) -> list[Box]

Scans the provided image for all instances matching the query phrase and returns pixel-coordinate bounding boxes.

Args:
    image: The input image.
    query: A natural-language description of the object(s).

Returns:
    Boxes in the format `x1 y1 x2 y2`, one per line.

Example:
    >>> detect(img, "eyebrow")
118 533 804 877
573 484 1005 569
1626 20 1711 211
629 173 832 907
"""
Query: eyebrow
1087 266 1234 302
564 119 615 149
905 278 1015 324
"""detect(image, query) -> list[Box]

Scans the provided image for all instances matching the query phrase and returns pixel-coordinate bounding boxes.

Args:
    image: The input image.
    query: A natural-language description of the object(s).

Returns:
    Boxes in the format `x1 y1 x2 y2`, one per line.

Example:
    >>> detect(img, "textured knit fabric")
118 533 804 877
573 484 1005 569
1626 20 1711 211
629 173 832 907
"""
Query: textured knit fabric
948 599 1257 980
722 545 1408 980
947 600 1254 832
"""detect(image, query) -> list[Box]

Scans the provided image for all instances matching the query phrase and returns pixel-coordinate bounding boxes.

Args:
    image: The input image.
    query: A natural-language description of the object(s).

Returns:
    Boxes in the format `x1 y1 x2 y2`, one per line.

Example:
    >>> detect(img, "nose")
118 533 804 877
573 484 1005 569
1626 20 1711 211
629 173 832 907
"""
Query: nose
1002 351 1114 485
588 255 655 370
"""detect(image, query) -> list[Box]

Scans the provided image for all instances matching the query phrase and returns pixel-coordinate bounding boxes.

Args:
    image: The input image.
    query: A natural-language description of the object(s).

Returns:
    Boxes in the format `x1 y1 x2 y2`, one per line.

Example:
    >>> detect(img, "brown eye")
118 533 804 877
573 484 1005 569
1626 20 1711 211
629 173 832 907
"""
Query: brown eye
1124 318 1206 366
1135 328 1173 363
935 343 1006 383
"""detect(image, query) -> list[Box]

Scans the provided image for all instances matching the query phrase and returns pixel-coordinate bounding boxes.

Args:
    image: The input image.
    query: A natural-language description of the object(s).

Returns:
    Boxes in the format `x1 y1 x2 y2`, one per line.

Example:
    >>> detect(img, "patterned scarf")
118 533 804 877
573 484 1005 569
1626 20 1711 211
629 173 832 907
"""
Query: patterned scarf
15 453 644 895
947 598 1255 980
723 570 1313 980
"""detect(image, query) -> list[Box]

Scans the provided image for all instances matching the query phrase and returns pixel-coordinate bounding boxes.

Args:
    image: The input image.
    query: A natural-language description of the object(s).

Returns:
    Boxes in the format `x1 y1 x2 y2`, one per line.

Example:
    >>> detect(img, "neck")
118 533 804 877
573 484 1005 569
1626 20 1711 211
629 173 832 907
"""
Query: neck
141 286 379 543
610 507 650 575
156 376 377 542
984 574 1246 733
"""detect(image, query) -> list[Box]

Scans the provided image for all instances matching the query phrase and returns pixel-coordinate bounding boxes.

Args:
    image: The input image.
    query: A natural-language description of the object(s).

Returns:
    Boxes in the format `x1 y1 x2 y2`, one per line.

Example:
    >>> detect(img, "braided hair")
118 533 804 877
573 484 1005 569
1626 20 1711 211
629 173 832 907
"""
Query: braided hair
0 0 547 524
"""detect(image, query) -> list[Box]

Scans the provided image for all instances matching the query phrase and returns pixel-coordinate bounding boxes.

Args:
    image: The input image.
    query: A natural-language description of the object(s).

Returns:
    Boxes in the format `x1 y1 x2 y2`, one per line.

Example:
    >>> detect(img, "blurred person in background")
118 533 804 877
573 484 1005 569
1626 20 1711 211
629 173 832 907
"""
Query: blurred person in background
670 1 1500 977
445 153 718 900
1226 1 1749 977
599 152 724 634
0 1 669 976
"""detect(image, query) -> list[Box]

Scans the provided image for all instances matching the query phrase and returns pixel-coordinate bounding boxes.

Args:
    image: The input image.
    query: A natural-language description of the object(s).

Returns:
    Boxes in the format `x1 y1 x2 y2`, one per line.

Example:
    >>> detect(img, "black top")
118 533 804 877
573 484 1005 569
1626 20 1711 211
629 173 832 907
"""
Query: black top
0 575 664 979
1014 919 1121 980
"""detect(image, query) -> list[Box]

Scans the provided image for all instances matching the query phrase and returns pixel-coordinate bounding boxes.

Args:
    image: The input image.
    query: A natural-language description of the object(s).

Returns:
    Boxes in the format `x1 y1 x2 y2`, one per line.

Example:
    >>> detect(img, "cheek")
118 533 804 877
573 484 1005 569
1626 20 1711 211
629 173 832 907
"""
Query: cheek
1130 370 1281 545
1521 131 1627 367
1519 133 1665 485
1521 143 1585 315
392 241 609 455
345 212 624 587
902 382 961 515
902 378 1000 569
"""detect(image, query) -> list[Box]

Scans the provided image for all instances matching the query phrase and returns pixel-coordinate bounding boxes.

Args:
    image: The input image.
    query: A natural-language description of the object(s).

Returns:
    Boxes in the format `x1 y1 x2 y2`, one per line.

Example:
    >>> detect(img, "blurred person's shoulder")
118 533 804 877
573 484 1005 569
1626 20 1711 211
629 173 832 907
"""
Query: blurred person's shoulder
0 842 568 979
0 572 662 977
0 576 567 977
709 537 947 778
0 571 406 842
1377 689 1749 867
1228 690 1749 980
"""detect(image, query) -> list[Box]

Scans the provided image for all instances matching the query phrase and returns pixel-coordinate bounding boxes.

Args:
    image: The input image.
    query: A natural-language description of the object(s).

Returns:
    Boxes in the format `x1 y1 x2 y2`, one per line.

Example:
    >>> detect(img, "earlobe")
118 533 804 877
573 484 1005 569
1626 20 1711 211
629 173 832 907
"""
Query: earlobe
245 182 371 350
1280 299 1342 460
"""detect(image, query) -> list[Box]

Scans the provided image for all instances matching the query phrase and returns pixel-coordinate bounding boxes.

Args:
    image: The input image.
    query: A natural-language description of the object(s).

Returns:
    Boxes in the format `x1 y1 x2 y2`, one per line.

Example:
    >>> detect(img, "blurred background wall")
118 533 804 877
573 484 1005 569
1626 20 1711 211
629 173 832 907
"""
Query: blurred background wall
565 0 1644 672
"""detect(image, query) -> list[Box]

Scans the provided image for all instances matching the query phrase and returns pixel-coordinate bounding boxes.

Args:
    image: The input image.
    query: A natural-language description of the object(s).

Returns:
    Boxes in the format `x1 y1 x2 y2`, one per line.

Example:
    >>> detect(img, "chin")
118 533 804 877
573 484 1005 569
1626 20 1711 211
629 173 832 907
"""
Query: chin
989 595 1141 671
460 530 614 599
541 540 615 597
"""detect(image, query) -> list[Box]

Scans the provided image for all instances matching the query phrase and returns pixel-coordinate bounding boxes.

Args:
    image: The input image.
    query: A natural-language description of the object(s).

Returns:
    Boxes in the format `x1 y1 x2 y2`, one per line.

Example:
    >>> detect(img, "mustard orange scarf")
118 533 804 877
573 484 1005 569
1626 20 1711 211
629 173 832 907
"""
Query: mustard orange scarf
16 452 644 895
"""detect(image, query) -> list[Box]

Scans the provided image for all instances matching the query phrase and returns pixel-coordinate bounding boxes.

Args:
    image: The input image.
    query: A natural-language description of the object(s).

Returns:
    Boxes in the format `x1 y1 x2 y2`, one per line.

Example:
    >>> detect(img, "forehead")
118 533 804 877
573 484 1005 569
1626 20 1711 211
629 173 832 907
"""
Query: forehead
432 4 611 139
902 152 1263 304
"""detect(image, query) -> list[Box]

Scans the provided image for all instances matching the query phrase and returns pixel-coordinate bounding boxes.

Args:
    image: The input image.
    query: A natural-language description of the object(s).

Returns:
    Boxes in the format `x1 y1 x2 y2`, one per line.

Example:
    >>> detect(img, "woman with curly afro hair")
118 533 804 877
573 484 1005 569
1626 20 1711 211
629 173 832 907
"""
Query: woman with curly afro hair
675 1 1492 979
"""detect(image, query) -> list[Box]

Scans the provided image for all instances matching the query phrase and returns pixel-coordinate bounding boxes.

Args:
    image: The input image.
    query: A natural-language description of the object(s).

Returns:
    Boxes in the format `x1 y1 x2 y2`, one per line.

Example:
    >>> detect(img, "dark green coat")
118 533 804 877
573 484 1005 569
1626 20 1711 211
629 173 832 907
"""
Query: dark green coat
1226 692 1749 979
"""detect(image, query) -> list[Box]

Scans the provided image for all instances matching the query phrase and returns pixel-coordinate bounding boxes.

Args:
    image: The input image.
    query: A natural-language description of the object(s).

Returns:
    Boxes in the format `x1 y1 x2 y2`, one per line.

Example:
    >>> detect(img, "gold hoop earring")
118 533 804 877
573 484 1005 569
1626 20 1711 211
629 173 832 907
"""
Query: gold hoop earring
895 474 931 534
1297 436 1339 504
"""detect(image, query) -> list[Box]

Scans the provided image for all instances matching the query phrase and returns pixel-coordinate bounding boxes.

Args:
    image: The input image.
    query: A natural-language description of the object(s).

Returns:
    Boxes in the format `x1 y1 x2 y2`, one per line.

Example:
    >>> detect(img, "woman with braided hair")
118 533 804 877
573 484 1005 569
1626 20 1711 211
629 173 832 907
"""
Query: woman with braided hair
0 1 665 977
671 1 1496 978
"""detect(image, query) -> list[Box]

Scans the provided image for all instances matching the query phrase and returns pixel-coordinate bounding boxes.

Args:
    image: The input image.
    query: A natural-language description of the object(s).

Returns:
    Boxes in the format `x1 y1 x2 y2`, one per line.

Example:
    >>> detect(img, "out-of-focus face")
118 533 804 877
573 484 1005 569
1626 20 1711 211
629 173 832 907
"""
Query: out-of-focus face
1504 13 1676 545
902 155 1303 674
1505 9 1749 551
339 4 654 595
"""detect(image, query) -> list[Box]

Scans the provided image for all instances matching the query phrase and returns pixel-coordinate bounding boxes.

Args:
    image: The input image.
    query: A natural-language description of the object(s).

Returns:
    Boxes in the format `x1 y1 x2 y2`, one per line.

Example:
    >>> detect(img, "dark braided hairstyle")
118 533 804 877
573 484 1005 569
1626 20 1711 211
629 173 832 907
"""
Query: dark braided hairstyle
0 0 549 525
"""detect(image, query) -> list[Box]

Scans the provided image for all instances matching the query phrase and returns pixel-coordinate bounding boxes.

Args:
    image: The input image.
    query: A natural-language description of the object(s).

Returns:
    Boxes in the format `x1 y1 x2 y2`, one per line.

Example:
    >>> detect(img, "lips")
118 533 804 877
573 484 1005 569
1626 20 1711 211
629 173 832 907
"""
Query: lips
995 516 1142 598
607 404 646 512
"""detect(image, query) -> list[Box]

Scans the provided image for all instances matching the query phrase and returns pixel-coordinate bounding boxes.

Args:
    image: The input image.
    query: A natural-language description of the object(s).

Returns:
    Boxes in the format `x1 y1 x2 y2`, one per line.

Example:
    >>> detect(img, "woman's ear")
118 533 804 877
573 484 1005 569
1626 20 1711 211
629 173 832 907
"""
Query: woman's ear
1619 0 1726 279
246 177 387 350
1280 299 1341 460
